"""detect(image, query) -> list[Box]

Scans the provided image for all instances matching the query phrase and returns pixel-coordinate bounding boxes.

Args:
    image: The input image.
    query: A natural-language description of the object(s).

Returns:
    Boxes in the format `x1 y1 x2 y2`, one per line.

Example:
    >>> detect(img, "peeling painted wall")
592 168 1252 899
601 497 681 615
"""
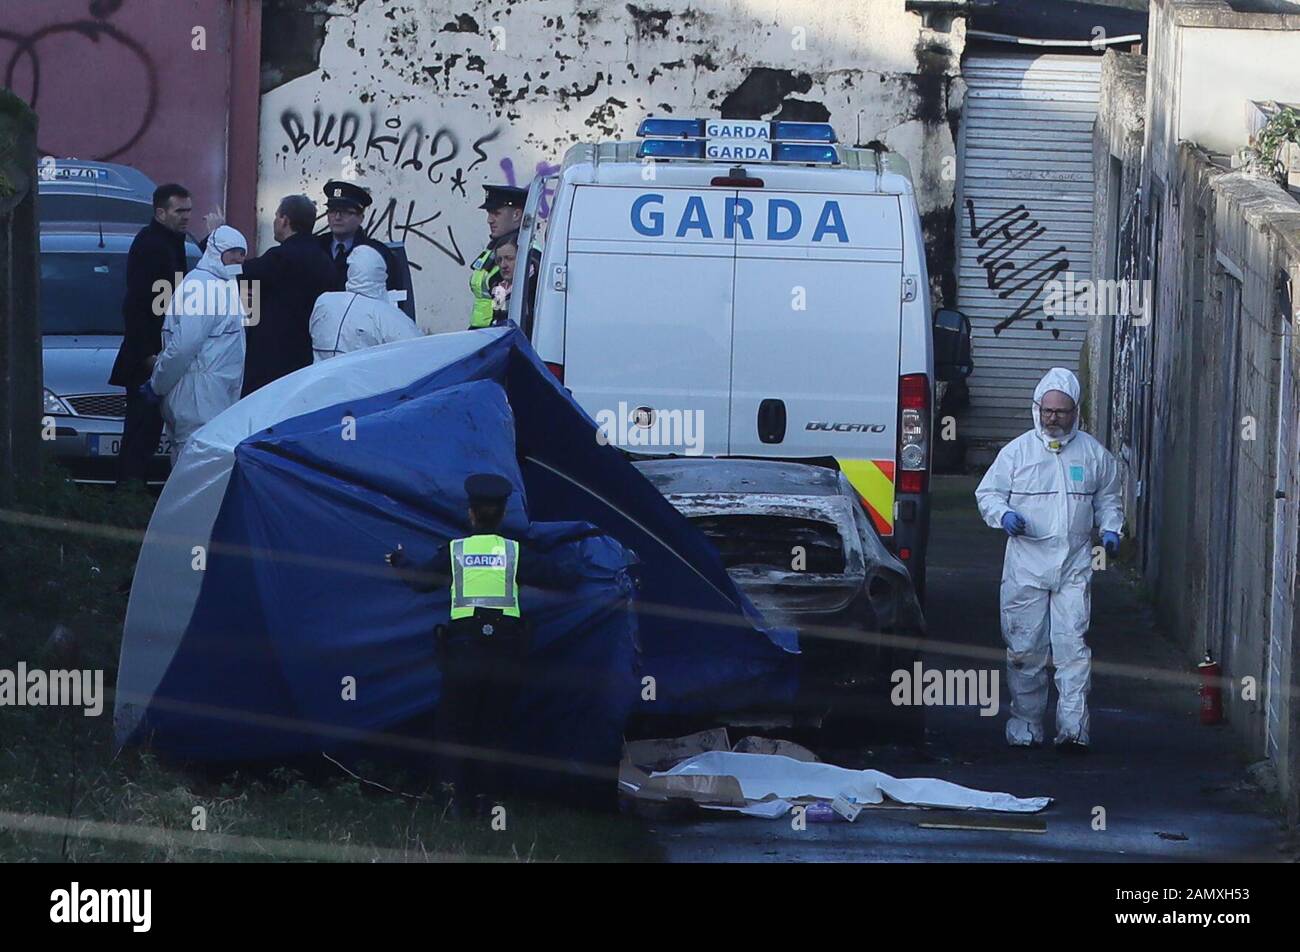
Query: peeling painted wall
258 0 965 332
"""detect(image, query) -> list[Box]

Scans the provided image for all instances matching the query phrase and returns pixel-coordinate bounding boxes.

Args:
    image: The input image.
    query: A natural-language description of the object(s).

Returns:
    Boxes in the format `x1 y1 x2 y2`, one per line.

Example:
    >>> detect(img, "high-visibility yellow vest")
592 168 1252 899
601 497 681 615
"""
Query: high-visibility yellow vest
468 247 499 329
449 534 520 619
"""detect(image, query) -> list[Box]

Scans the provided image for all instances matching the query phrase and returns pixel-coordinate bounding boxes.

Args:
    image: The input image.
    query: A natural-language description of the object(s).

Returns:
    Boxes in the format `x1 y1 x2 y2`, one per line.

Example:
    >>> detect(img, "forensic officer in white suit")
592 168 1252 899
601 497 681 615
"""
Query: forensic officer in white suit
975 367 1124 753
309 245 421 362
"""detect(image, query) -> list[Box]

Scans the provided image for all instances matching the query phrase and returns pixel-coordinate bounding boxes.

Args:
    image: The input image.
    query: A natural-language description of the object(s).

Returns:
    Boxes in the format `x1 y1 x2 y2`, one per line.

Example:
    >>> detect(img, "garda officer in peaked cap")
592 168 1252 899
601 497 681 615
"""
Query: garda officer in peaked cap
318 179 405 303
385 472 582 812
468 185 532 330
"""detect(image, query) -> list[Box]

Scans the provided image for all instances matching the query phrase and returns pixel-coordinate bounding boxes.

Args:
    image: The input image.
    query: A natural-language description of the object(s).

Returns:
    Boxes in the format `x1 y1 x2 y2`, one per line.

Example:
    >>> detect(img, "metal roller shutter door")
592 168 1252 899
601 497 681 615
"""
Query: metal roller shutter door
956 52 1102 457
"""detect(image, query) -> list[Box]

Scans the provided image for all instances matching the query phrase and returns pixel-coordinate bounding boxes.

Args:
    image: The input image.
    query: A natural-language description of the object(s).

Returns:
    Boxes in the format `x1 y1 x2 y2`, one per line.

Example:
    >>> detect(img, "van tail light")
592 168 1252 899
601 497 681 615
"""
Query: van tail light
545 361 565 384
898 373 929 494
710 176 764 188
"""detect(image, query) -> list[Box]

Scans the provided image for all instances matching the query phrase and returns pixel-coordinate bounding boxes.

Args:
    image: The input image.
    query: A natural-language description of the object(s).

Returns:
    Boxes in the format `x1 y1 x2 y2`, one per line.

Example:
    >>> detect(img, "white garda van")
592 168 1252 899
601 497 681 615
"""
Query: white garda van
510 118 972 599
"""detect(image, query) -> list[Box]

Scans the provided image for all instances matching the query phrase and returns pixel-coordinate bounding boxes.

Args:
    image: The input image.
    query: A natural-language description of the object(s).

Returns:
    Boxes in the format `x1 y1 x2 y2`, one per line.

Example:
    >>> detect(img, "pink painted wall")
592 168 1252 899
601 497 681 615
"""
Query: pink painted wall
0 0 235 224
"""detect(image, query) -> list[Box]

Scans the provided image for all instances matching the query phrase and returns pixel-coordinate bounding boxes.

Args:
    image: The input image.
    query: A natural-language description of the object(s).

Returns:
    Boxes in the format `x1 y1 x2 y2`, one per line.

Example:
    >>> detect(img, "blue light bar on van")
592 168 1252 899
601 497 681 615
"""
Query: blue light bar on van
638 118 837 144
637 118 705 138
635 117 840 162
637 139 706 159
773 143 840 163
771 121 838 143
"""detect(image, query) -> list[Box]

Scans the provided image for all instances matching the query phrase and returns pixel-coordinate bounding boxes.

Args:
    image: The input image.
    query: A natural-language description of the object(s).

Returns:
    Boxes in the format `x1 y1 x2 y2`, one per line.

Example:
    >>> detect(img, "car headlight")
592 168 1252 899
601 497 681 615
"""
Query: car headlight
43 389 72 415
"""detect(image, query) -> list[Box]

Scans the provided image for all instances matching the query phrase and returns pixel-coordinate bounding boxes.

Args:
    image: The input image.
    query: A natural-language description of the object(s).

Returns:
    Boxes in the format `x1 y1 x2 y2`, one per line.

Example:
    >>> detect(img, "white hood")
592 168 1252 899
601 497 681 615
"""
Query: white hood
1031 366 1081 451
346 245 388 299
197 225 248 281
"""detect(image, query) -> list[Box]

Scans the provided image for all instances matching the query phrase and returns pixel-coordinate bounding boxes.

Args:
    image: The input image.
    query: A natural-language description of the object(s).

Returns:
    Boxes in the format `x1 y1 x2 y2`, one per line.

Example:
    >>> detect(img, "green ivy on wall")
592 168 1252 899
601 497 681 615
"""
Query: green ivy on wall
0 131 16 200
1249 106 1300 185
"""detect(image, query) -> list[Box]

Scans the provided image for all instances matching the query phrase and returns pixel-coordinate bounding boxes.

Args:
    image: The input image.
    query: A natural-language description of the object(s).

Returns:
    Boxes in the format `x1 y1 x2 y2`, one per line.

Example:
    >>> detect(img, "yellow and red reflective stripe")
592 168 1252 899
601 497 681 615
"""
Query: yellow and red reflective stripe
837 458 895 536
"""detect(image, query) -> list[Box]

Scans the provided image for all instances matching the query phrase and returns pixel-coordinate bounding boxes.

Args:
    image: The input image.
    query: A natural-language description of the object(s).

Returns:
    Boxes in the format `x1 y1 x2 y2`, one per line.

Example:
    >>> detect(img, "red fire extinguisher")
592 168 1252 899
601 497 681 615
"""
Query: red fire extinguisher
1199 652 1223 725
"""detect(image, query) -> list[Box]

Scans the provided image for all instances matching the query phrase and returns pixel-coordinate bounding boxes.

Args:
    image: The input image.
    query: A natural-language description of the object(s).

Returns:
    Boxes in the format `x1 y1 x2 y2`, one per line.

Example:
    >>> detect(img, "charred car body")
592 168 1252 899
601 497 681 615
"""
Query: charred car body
634 458 925 741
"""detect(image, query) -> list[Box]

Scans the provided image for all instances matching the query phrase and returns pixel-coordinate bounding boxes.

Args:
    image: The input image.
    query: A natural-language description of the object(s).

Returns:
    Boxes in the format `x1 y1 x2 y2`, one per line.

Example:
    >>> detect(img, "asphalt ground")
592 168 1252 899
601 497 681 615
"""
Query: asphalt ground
653 475 1289 862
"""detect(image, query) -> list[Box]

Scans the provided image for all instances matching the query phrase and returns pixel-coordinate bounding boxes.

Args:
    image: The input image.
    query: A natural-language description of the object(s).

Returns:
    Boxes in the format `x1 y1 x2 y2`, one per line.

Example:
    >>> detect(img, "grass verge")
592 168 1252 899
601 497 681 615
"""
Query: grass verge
0 466 658 862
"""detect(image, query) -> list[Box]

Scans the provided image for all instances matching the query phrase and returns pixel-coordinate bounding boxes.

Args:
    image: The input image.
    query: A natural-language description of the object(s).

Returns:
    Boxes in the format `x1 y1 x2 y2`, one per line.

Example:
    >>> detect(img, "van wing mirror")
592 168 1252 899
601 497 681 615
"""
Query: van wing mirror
509 175 556 338
933 308 972 383
383 241 417 321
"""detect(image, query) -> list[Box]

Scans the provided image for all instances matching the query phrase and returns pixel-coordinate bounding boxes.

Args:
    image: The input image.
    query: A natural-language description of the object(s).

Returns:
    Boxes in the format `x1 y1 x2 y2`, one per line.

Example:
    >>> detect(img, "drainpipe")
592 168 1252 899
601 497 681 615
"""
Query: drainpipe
226 0 263 252
904 0 993 30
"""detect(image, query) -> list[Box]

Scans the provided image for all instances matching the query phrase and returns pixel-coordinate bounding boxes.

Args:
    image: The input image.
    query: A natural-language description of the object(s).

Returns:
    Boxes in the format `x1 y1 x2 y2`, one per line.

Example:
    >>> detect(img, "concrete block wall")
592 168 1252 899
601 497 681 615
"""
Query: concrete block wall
1209 176 1300 751
1088 50 1146 445
1144 150 1300 811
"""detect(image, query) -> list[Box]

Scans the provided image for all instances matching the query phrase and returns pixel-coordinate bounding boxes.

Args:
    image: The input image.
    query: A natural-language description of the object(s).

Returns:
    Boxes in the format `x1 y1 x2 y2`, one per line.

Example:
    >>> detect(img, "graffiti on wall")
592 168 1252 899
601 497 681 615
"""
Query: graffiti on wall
1 1 157 160
498 156 560 218
277 107 502 188
270 100 562 306
966 199 1072 338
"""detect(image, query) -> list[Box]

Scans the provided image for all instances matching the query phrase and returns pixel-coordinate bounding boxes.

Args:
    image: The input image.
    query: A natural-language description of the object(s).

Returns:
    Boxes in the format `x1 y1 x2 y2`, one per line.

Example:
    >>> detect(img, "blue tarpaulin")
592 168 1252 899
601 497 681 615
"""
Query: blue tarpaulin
117 329 797 794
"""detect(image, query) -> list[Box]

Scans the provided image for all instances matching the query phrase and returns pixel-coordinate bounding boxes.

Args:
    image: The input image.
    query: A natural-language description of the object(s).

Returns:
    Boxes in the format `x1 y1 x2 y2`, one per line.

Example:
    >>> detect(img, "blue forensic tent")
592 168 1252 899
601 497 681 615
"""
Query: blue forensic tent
114 328 797 790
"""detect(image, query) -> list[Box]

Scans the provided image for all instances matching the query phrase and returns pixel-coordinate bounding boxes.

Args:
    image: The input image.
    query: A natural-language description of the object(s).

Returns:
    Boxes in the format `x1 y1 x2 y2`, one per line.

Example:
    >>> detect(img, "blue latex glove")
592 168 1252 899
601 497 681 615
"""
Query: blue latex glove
1000 511 1027 537
1102 531 1121 555
137 381 160 406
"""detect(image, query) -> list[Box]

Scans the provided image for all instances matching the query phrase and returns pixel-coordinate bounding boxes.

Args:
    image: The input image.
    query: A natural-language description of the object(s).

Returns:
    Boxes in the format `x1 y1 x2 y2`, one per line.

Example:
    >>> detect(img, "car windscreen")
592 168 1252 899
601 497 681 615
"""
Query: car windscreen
40 251 129 335
38 194 152 226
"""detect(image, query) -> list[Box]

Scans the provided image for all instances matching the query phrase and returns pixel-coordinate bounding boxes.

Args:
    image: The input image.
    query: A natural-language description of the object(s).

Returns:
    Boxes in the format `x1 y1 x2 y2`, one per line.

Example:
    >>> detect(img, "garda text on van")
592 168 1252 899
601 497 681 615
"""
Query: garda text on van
630 194 851 243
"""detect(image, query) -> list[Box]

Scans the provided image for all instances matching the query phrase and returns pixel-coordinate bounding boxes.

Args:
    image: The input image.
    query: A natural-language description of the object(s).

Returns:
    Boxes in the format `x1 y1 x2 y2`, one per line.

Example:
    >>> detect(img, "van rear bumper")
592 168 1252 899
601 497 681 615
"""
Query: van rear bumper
889 490 931 596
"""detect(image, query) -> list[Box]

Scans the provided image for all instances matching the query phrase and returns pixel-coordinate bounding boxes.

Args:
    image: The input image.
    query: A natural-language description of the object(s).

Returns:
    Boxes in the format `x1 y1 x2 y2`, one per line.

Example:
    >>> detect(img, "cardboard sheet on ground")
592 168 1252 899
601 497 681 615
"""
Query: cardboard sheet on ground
651 751 1052 814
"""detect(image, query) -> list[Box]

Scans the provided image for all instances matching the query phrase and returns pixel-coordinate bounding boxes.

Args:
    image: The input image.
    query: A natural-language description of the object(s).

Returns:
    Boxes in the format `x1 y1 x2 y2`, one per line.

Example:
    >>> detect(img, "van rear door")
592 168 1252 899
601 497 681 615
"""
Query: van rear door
728 192 904 530
563 185 734 456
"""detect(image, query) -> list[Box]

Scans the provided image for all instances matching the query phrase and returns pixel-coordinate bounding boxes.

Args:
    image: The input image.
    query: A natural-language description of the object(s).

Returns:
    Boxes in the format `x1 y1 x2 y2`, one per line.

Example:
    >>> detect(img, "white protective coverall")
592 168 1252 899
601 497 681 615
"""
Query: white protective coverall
974 367 1123 747
309 245 420 362
150 225 247 462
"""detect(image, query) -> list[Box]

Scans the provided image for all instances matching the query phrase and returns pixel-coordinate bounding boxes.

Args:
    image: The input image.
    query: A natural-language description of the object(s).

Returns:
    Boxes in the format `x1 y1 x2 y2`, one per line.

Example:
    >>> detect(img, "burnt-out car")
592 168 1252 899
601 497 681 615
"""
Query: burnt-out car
633 458 925 742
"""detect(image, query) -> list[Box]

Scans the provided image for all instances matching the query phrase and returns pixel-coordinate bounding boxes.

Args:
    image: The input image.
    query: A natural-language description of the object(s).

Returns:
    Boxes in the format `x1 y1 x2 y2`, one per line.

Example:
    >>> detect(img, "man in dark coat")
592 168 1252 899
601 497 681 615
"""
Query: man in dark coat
237 195 336 396
109 183 192 486
317 180 405 304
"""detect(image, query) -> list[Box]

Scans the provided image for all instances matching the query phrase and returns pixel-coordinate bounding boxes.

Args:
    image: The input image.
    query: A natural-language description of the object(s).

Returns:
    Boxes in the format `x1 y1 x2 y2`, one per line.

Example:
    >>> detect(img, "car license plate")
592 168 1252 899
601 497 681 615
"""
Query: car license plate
89 435 171 457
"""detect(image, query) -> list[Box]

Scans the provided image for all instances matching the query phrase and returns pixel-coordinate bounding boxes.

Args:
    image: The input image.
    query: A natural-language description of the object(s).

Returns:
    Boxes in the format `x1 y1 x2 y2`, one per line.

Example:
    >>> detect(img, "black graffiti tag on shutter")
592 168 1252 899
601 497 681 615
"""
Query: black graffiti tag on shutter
966 200 1072 339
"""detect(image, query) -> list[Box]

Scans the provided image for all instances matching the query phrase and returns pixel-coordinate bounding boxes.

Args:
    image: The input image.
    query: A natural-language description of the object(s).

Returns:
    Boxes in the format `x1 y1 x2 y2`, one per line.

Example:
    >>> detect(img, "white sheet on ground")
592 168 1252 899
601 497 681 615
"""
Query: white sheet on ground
654 751 1051 813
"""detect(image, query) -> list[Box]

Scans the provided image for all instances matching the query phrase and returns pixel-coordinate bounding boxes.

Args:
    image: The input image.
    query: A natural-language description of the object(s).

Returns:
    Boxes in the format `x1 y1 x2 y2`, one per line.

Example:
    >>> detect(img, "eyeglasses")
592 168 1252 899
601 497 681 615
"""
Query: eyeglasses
1040 407 1075 418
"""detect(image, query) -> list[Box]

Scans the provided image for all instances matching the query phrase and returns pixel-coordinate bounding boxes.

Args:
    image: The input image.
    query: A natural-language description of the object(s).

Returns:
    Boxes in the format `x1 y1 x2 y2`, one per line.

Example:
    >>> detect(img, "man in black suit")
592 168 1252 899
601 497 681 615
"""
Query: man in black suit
317 180 404 303
109 183 191 486
236 195 336 396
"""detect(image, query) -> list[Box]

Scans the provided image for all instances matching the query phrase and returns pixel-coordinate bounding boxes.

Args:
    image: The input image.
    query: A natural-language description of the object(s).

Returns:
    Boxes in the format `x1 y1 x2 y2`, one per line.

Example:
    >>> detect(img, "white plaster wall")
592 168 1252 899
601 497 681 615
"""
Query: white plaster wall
257 0 963 332
1179 27 1300 157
